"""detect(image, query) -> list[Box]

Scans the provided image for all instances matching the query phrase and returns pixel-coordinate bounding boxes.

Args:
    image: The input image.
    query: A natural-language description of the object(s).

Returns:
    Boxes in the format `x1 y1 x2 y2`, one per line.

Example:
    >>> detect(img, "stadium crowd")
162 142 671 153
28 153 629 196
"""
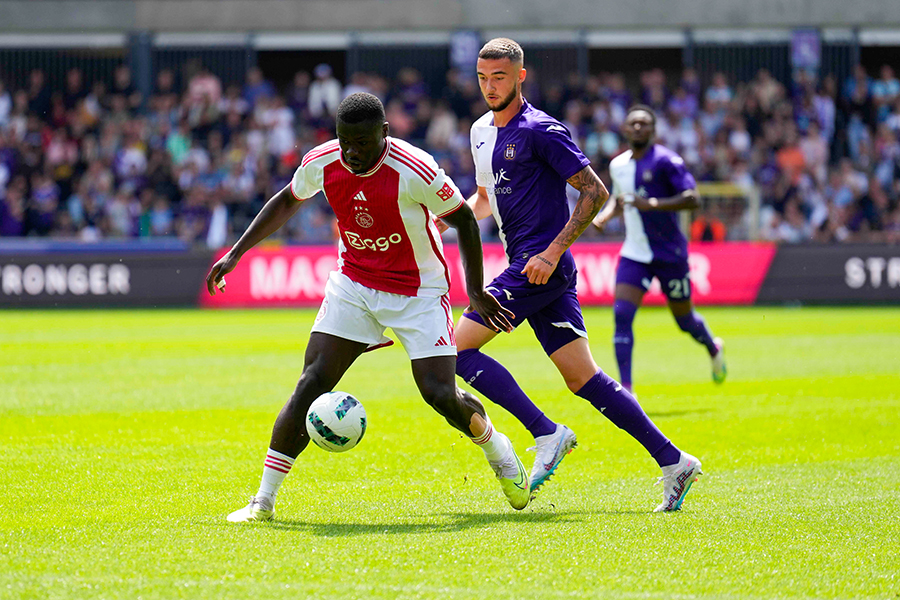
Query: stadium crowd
1 60 899 245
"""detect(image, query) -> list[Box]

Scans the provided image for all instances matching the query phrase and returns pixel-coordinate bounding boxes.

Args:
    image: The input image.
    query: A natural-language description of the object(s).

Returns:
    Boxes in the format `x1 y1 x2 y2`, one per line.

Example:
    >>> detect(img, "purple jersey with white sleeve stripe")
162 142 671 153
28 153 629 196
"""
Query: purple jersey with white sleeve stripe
470 99 590 261
609 144 696 264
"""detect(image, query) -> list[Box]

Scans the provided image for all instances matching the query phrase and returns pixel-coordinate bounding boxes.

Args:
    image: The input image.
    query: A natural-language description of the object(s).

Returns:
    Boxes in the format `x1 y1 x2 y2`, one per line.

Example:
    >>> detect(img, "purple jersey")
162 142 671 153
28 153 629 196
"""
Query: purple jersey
471 99 590 261
609 144 696 264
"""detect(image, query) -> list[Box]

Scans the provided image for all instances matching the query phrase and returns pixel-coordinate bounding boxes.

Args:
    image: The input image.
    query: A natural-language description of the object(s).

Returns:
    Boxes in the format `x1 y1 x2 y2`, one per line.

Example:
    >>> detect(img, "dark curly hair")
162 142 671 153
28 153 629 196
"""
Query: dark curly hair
337 92 385 126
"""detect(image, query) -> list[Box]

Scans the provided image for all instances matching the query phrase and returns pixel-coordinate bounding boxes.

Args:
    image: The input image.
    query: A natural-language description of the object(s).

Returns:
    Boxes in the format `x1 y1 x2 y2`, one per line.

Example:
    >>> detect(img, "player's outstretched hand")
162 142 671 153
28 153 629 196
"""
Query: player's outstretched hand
467 290 515 333
206 251 239 295
522 251 558 285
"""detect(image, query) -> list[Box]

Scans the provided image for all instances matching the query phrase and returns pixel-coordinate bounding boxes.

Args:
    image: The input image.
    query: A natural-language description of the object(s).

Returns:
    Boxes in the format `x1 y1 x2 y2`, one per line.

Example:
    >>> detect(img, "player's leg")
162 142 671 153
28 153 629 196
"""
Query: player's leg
614 257 652 393
387 293 530 510
227 333 367 523
662 262 726 384
456 316 557 438
410 355 529 510
228 273 381 522
455 265 561 439
549 338 679 466
547 338 702 511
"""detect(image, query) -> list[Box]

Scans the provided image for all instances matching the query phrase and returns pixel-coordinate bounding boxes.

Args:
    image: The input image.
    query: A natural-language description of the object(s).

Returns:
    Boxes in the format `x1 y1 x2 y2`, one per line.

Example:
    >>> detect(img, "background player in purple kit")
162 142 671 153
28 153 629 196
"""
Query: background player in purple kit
441 38 702 512
593 105 726 394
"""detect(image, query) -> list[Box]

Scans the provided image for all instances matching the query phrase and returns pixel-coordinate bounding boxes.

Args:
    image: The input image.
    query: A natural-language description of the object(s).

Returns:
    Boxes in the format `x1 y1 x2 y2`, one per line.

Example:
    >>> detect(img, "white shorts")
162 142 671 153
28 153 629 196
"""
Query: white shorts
311 271 457 360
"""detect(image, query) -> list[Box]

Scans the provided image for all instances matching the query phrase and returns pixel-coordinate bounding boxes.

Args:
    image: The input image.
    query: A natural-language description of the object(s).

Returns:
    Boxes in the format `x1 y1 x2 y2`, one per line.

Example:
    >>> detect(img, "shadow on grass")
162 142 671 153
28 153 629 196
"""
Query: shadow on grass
253 507 648 536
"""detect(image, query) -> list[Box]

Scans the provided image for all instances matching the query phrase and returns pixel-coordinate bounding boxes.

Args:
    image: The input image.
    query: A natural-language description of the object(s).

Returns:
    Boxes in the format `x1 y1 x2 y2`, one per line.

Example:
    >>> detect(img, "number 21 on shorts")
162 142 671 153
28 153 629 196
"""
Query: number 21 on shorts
668 276 691 299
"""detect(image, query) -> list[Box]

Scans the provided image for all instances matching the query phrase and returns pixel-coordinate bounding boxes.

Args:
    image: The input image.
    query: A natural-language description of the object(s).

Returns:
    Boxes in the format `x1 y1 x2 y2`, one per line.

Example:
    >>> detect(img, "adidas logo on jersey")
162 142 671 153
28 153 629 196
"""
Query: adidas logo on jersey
353 191 369 202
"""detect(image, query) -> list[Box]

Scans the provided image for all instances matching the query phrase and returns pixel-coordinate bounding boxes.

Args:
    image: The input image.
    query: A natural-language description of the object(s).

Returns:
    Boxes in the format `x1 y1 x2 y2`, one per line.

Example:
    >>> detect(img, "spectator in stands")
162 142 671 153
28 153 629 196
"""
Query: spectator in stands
187 64 222 107
2 53 900 247
243 66 276 110
111 65 142 113
308 63 341 121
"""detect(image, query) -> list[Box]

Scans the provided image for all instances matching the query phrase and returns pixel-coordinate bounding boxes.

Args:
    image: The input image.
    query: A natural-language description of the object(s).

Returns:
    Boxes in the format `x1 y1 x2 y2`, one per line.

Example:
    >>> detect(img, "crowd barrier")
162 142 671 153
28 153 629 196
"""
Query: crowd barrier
199 242 777 308
756 244 900 304
3 242 897 309
0 245 213 308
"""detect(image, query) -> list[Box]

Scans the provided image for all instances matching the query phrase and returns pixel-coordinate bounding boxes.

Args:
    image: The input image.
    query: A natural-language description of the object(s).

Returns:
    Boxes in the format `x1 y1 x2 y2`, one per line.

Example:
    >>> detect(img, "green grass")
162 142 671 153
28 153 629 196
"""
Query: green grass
1 306 899 600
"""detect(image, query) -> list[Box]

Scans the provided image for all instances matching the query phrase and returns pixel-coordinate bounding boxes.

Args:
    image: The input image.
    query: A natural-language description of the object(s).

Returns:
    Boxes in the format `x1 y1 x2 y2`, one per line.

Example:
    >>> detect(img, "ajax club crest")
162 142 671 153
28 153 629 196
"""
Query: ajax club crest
355 211 374 228
504 143 516 160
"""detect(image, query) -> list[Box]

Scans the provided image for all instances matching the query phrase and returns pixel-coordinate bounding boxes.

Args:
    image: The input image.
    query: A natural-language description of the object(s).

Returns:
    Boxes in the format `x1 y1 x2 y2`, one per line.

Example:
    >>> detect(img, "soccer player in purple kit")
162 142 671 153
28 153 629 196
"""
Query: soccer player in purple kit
444 38 702 512
593 105 727 394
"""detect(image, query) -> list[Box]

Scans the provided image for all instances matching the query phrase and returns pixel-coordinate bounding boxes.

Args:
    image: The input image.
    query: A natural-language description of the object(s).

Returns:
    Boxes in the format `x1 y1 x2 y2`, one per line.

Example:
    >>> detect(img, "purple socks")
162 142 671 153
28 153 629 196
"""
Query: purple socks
613 299 637 387
575 369 681 467
674 311 718 356
456 348 557 438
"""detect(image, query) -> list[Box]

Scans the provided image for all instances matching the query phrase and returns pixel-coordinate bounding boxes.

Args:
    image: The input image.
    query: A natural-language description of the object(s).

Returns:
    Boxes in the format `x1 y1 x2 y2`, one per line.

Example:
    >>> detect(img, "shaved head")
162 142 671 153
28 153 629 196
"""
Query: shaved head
478 38 524 65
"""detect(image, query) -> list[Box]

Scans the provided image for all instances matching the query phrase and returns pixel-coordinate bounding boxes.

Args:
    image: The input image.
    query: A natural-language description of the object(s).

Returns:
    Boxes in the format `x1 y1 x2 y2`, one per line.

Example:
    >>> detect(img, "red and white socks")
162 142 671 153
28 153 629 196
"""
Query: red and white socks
471 416 511 463
256 448 295 502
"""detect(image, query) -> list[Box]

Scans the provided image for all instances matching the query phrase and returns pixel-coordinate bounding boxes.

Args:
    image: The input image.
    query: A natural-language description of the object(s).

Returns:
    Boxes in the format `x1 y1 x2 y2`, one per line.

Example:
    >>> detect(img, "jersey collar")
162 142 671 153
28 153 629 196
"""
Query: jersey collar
339 137 391 177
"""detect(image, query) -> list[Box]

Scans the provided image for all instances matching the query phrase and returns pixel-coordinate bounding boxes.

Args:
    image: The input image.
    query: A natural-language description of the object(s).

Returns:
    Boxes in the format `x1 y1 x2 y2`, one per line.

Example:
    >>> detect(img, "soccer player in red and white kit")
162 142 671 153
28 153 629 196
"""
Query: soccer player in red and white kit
207 93 530 521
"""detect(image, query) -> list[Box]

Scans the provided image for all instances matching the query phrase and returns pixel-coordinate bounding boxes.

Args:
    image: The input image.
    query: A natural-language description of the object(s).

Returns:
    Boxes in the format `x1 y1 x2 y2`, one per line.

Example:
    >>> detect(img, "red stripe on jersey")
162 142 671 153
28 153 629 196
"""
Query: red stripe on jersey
302 143 340 166
391 145 437 178
435 200 464 218
422 205 451 289
389 151 434 184
288 183 305 201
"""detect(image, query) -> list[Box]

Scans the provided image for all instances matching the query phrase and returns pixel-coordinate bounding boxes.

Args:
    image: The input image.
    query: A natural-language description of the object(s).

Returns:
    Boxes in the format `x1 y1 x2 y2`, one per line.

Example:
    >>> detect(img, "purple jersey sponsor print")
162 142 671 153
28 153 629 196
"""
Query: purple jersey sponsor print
609 144 696 264
470 99 590 261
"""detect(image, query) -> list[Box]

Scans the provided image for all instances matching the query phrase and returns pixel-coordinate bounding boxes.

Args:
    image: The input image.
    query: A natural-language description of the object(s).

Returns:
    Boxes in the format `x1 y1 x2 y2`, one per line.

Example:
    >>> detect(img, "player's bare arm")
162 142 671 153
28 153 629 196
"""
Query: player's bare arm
522 165 609 285
442 203 515 332
592 192 625 231
436 185 491 234
630 189 699 212
205 184 303 295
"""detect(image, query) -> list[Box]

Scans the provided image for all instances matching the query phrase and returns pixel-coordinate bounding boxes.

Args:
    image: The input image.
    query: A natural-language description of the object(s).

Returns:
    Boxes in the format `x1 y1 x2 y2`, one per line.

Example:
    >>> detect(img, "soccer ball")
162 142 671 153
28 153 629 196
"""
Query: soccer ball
305 391 367 452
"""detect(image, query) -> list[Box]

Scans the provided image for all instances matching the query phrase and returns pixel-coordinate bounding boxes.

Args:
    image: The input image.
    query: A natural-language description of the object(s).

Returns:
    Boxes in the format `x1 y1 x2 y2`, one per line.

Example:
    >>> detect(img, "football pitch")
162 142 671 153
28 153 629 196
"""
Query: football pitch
1 306 898 600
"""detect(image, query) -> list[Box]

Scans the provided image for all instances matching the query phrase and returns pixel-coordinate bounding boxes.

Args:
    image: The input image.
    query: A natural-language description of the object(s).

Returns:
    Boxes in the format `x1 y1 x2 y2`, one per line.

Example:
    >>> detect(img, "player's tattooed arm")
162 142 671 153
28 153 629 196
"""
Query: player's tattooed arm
206 184 303 295
522 165 609 285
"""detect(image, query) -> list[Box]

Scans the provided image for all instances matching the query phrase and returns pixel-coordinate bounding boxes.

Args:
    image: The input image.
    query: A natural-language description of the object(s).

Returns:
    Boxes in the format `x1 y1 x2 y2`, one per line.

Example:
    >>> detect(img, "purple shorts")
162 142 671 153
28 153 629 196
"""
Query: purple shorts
462 252 587 356
616 256 692 301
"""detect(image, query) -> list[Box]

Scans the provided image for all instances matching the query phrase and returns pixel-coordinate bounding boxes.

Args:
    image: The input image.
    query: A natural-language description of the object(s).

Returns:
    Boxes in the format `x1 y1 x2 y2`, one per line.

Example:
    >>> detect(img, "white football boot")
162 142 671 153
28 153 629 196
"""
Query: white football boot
227 495 275 522
654 452 702 512
528 424 578 492
711 337 727 384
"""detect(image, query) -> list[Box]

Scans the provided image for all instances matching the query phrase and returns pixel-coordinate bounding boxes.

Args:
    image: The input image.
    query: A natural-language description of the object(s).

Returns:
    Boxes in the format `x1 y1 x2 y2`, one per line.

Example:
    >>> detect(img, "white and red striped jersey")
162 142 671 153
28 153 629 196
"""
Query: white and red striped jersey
291 137 464 297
